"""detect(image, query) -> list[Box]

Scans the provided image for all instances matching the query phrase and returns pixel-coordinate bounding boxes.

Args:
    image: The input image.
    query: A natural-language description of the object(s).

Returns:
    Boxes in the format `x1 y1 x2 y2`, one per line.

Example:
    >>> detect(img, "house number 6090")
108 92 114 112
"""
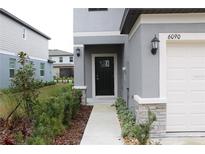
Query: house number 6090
168 34 181 40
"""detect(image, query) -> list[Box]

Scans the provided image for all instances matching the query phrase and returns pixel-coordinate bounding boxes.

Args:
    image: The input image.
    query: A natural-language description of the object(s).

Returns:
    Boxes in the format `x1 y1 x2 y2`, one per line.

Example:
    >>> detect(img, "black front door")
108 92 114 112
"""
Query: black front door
95 57 114 96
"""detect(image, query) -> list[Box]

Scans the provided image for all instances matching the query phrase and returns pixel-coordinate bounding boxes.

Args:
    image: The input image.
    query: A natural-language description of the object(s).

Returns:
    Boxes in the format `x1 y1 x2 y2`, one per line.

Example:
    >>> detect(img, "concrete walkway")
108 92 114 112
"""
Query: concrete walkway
80 104 123 145
159 137 205 145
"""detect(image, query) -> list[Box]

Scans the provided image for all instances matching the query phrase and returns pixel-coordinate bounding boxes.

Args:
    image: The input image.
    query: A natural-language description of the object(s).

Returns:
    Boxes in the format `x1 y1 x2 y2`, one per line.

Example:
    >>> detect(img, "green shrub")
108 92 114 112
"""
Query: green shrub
15 131 25 145
30 97 65 144
71 89 81 118
34 80 56 88
62 86 81 125
115 97 156 145
27 136 46 145
62 93 72 126
34 80 44 88
28 84 82 144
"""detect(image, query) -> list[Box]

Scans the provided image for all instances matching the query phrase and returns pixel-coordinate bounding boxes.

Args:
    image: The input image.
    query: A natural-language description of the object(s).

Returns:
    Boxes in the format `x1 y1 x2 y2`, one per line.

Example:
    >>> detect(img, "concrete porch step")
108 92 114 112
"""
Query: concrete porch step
87 97 116 104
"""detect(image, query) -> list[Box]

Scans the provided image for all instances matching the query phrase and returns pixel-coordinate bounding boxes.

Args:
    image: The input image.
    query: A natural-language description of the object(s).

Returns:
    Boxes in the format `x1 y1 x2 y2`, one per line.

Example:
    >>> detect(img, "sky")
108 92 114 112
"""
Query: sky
1 0 73 52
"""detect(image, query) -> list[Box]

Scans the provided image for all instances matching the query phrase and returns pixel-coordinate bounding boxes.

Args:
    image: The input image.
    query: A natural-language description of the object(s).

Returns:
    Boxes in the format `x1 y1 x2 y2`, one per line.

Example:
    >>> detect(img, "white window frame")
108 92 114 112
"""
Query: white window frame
22 27 27 40
59 57 63 63
91 53 117 98
69 56 73 63
40 63 45 77
9 58 16 78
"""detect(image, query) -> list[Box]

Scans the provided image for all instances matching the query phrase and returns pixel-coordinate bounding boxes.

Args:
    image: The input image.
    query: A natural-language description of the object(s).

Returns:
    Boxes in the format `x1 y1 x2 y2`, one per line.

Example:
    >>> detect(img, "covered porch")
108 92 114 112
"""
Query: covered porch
74 43 125 103
73 32 127 103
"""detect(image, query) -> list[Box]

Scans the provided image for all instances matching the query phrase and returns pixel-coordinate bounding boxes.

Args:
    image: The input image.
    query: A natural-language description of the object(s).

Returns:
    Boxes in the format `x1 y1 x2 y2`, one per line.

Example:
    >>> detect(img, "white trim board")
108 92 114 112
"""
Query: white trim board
129 13 205 40
87 97 116 104
29 56 47 62
0 49 16 56
74 31 123 37
73 86 87 90
0 49 47 62
134 95 167 104
73 44 84 48
159 33 205 99
91 53 118 98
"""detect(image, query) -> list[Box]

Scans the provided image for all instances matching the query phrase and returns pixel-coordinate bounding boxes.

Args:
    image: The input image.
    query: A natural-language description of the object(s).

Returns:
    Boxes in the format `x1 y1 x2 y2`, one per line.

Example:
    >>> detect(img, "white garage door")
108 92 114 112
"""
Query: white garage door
167 41 205 132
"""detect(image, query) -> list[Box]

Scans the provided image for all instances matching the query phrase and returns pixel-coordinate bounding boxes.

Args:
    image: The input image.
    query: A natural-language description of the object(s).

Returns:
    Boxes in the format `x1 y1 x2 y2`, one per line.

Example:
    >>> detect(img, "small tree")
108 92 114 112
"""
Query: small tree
6 52 38 122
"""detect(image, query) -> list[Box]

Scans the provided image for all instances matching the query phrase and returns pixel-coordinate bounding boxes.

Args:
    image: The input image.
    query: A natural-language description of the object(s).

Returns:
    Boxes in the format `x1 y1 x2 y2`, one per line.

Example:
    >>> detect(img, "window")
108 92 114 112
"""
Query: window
69 56 73 63
59 57 63 63
100 60 110 68
88 8 108 11
40 63 45 77
30 61 35 71
22 27 26 40
9 58 16 78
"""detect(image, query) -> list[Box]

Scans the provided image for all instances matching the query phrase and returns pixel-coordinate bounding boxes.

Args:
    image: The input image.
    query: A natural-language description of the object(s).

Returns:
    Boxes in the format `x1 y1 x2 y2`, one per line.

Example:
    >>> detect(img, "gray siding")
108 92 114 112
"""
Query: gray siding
0 53 53 89
0 13 49 60
74 8 124 32
84 45 124 98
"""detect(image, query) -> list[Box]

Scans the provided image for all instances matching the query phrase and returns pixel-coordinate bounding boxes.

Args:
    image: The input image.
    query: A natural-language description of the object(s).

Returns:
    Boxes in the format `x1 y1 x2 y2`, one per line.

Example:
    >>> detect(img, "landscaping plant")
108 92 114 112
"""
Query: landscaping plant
0 51 82 145
27 84 82 144
6 51 38 122
115 97 157 145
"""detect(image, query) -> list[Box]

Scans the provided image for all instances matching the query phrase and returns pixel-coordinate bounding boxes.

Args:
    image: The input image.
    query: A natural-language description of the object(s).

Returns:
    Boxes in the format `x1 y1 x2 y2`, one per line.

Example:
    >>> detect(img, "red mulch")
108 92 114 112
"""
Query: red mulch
0 105 93 145
0 117 32 145
53 105 93 145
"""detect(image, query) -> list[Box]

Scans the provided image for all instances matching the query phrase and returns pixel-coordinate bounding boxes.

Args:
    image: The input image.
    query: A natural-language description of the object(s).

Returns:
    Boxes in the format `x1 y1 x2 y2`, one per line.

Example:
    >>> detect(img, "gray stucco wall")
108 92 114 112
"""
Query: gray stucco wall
140 23 205 98
125 23 205 109
123 26 142 111
74 8 124 32
74 35 126 45
0 13 49 60
74 45 85 86
74 9 205 107
124 23 205 136
84 44 124 98
0 53 53 89
73 35 127 94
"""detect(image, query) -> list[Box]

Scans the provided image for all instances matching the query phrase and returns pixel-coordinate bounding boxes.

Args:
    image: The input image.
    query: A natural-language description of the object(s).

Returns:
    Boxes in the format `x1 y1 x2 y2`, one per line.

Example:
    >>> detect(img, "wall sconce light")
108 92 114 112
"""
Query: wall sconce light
76 48 81 57
151 34 160 55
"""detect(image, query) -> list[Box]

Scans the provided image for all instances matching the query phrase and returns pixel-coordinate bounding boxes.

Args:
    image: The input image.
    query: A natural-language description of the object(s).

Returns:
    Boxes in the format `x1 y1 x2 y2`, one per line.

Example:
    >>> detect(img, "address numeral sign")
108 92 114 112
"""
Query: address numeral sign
168 34 181 40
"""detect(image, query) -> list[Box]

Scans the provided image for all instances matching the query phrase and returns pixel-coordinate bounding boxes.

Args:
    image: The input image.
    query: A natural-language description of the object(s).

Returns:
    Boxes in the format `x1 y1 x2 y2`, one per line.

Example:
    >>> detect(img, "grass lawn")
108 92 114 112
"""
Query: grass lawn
0 83 69 118
38 83 69 100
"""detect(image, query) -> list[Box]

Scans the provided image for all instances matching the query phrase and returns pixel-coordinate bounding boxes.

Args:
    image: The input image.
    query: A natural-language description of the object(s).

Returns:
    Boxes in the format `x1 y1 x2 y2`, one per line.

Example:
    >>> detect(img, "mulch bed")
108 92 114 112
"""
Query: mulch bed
53 105 93 145
0 117 32 145
0 105 93 145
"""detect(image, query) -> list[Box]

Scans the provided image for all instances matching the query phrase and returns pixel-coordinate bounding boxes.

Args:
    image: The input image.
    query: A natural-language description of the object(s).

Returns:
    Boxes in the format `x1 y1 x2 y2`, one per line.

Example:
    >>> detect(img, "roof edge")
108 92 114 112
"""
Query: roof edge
0 8 51 40
120 8 205 34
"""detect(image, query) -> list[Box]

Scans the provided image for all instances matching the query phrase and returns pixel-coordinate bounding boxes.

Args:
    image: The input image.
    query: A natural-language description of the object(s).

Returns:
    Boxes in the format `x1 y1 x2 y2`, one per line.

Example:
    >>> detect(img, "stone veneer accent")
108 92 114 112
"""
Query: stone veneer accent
135 102 166 138
73 86 87 105
81 90 87 105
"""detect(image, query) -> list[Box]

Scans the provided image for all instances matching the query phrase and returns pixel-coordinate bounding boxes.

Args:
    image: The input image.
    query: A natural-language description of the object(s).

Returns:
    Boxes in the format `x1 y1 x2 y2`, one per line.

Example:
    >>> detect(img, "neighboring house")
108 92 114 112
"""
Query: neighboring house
0 8 53 89
49 49 74 78
74 8 205 137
